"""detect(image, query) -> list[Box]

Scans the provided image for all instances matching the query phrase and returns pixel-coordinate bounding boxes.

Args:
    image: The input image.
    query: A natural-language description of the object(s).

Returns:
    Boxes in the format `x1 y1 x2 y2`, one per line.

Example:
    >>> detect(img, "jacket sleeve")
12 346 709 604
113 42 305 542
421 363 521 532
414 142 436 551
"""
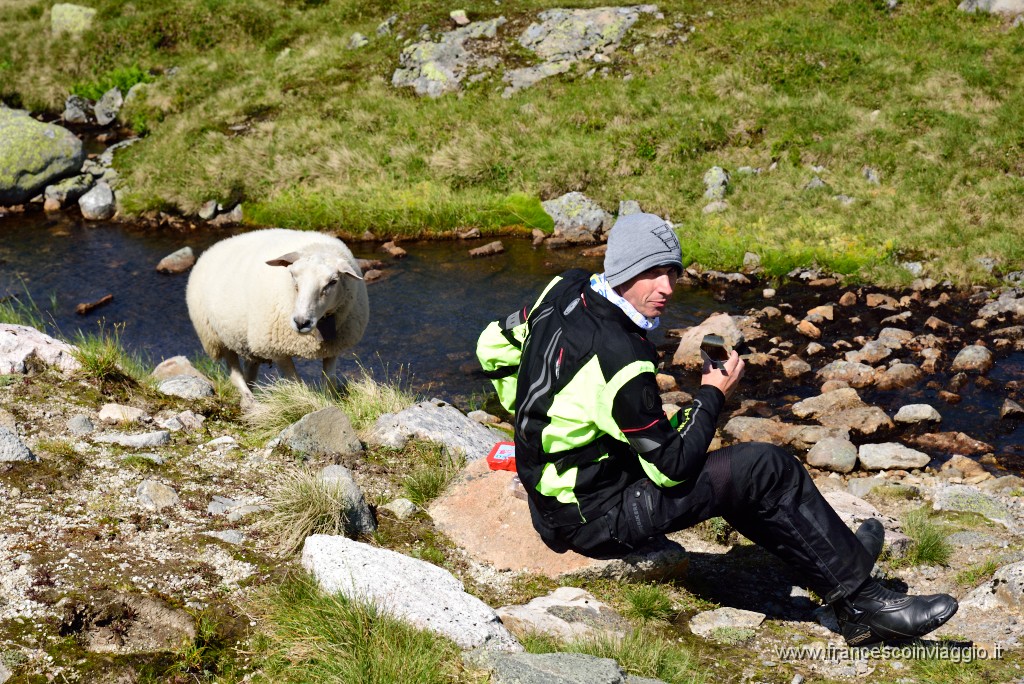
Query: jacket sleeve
610 374 725 486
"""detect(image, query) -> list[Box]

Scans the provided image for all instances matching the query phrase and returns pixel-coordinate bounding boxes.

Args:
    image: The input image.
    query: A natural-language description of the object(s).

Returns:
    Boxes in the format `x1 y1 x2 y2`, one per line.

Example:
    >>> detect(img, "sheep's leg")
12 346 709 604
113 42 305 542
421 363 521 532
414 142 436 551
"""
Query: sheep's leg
242 356 261 386
321 356 341 395
274 356 300 382
222 350 255 407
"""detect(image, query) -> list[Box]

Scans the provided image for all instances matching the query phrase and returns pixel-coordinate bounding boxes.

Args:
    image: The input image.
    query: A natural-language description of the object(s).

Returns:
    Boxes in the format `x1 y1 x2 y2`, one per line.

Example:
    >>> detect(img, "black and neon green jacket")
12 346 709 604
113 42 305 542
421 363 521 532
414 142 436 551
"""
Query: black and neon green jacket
486 269 725 539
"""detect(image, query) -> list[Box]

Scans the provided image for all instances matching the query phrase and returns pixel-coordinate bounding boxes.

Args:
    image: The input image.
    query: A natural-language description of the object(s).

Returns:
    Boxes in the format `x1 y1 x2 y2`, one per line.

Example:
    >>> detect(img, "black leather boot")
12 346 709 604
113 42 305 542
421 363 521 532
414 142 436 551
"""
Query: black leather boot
855 518 885 562
833 579 958 646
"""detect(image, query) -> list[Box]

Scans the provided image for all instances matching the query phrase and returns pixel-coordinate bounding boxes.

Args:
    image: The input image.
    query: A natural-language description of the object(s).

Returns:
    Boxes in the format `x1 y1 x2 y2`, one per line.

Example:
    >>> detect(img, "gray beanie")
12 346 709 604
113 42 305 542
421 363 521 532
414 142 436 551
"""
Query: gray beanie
603 213 683 288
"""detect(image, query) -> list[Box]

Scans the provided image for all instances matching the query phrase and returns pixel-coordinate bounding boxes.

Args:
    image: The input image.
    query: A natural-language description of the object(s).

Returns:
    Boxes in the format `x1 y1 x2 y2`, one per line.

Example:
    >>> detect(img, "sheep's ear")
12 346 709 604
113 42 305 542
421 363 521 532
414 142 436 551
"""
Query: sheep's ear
266 252 302 267
338 261 364 280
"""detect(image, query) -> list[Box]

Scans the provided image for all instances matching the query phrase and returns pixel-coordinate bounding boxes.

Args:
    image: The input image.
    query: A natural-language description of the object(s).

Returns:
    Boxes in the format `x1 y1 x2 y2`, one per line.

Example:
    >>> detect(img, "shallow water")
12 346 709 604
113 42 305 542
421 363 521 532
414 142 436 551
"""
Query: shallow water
2 212 1020 471
0 213 727 403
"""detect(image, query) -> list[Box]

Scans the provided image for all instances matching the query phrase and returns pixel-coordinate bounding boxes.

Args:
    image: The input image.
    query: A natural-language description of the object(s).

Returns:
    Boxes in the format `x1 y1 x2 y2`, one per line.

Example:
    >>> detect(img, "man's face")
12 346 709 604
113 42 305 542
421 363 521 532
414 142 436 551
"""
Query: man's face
614 266 678 318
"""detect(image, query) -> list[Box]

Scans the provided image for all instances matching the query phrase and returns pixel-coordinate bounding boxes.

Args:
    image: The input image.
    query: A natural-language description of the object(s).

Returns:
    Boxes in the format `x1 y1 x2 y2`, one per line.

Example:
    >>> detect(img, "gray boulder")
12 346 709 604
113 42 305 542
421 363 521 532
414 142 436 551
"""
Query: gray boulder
157 374 214 400
858 442 930 470
962 561 1024 612
93 431 170 448
496 587 631 642
806 437 858 473
94 88 123 126
703 166 730 201
951 344 994 374
0 324 81 374
0 108 85 205
79 183 115 220
44 173 94 209
541 192 613 238
366 399 505 461
958 0 1024 15
302 534 522 651
932 484 1016 529
50 3 97 36
0 427 35 462
518 6 656 62
318 465 377 535
392 17 506 98
62 95 92 124
466 650 654 684
278 407 363 459
136 480 179 512
155 246 196 274
689 607 766 640
894 404 942 424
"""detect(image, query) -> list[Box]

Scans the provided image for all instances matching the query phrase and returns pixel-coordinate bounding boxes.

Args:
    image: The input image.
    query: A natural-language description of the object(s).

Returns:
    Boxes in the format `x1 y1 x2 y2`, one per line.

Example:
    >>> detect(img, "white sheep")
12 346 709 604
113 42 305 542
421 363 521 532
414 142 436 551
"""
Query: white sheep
186 228 369 404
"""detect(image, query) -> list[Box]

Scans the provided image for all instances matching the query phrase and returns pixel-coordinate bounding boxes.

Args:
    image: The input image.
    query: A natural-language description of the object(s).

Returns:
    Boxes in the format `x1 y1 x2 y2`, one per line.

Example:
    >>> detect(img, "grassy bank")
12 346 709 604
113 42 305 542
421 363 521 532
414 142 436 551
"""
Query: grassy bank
2 0 1023 282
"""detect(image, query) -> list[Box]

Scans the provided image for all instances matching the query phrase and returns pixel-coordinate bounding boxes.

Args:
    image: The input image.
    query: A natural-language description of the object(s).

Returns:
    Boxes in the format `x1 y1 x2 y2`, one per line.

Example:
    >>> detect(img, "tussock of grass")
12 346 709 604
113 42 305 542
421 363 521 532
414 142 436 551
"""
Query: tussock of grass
0 293 46 330
243 380 334 442
257 573 463 684
622 584 675 623
521 628 704 684
262 467 358 555
899 508 953 567
401 442 464 507
71 324 149 387
955 558 1002 588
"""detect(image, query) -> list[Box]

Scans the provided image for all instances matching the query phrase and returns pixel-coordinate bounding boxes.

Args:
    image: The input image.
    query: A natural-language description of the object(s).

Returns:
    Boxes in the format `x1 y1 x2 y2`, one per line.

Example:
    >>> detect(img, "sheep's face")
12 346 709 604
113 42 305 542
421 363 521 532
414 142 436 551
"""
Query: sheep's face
268 252 362 335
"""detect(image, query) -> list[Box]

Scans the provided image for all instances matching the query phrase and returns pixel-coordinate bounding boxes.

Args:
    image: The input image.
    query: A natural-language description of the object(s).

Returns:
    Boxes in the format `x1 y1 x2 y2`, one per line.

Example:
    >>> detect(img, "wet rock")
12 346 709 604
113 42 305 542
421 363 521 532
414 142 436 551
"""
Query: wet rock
0 109 85 205
838 291 857 306
380 498 418 519
78 183 115 220
429 458 688 581
93 431 170 448
689 607 765 640
977 291 1024 319
279 407 363 459
894 404 942 424
932 484 1015 529
366 398 504 461
951 344 994 374
919 347 943 373
877 327 914 349
93 87 123 126
0 324 81 374
98 403 146 424
874 362 923 390
1002 398 1024 419
392 17 506 98
157 375 215 400
866 293 899 308
541 192 612 238
845 340 891 365
469 240 504 257
496 587 631 641
909 431 993 456
43 173 93 210
0 427 35 462
62 94 92 124
796 320 821 339
858 443 930 470
318 465 377 535
50 3 97 36
155 246 195 274
815 361 875 388
382 241 407 258
303 534 522 651
806 437 858 473
136 480 179 512
781 355 811 378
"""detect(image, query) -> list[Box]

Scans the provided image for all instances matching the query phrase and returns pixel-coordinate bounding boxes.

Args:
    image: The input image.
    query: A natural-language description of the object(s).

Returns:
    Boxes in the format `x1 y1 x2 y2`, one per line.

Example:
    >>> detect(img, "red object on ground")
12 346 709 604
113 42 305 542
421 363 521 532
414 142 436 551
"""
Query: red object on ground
486 441 516 471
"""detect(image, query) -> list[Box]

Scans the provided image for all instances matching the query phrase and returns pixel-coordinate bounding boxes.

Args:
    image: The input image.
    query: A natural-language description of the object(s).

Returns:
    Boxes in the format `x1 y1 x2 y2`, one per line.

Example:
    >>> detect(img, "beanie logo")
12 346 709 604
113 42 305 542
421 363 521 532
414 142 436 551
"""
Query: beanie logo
651 222 678 251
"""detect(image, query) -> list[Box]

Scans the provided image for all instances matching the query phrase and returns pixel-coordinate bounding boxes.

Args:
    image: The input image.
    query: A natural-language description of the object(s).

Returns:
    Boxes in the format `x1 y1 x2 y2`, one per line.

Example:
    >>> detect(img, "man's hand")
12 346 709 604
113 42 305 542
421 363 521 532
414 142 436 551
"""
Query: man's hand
701 350 745 400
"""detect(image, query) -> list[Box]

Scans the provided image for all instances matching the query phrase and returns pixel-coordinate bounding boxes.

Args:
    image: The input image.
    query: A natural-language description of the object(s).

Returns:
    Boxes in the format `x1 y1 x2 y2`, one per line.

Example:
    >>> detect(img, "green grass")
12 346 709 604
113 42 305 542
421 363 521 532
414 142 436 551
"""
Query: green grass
71 64 153 100
336 365 418 433
256 573 464 684
71 324 150 387
243 380 334 442
261 467 361 554
520 628 705 683
955 558 1002 588
0 293 46 330
3 0 1023 283
898 508 954 567
622 583 675 623
401 442 464 507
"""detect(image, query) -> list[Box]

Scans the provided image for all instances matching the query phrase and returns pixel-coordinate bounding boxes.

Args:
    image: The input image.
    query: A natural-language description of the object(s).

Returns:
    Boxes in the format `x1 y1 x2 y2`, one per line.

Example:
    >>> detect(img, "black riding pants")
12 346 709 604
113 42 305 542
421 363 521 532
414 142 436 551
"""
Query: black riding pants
563 442 874 602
